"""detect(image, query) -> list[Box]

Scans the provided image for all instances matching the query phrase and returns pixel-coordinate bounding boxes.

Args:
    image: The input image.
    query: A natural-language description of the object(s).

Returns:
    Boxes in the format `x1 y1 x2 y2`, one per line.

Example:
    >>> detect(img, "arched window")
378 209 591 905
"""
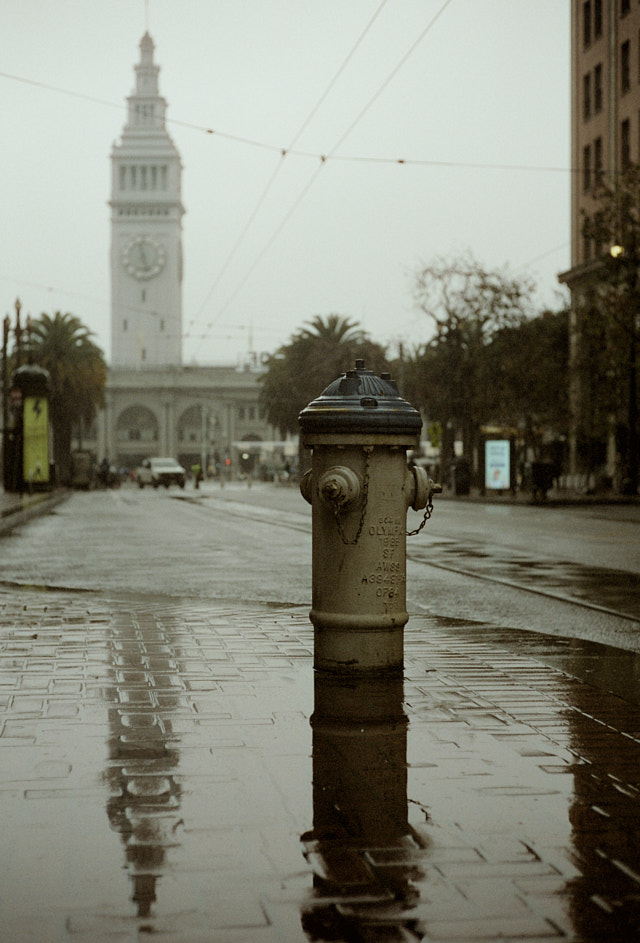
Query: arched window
116 405 159 443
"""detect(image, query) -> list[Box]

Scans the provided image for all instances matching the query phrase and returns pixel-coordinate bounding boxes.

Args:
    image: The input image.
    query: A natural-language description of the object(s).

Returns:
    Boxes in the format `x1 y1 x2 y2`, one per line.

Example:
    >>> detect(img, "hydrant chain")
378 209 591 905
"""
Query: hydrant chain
333 447 371 545
406 497 434 536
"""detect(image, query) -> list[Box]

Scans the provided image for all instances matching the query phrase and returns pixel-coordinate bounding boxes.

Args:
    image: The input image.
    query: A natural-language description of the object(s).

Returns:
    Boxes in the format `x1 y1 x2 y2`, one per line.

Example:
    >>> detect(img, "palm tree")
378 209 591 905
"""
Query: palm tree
259 314 390 470
24 312 107 485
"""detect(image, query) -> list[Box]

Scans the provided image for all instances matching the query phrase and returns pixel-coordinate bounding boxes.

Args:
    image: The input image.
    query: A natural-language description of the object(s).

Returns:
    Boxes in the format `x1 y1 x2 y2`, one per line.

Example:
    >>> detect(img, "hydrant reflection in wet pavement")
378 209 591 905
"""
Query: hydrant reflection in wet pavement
299 361 441 675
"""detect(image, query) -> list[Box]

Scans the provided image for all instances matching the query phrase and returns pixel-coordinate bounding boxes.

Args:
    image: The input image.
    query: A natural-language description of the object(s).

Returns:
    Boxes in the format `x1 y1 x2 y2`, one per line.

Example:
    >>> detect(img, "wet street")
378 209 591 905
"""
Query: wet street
1 483 640 941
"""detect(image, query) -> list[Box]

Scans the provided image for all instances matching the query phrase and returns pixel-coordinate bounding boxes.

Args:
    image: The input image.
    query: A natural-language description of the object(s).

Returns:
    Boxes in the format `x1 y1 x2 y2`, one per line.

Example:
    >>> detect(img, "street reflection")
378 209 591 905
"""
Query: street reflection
427 541 640 622
301 672 427 940
103 614 183 923
564 643 640 939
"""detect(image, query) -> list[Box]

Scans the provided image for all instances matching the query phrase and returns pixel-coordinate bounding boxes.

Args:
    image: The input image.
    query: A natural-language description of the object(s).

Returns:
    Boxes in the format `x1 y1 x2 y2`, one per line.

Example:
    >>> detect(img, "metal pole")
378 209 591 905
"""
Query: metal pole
200 405 207 475
1 315 9 488
14 298 22 369
627 302 638 494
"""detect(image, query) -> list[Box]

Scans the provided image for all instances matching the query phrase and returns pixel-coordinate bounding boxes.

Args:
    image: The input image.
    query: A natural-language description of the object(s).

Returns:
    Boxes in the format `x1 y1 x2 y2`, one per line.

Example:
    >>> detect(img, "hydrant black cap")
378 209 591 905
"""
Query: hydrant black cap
298 361 422 436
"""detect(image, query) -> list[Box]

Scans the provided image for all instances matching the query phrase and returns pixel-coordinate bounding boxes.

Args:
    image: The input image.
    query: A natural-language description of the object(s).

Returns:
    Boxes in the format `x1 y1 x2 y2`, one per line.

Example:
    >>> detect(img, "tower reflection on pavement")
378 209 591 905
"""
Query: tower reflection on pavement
103 612 183 925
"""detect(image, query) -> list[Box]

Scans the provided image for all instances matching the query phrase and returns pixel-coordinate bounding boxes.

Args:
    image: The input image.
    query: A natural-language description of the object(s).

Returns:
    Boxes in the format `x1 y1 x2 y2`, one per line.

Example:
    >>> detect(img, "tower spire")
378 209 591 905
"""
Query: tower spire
123 30 167 131
135 32 159 99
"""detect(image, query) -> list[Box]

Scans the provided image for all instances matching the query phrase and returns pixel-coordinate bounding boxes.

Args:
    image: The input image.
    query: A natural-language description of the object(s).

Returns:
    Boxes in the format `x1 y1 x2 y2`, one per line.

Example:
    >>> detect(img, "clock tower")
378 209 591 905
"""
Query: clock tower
110 33 184 366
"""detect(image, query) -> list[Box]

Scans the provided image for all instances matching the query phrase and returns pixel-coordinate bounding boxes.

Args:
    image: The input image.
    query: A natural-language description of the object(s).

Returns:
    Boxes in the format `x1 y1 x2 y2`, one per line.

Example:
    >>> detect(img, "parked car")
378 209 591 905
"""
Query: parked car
136 457 186 489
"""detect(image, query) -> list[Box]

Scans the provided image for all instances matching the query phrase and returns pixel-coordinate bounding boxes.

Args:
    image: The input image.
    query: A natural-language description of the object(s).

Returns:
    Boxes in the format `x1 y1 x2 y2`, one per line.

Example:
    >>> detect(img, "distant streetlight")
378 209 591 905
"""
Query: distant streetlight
608 242 638 494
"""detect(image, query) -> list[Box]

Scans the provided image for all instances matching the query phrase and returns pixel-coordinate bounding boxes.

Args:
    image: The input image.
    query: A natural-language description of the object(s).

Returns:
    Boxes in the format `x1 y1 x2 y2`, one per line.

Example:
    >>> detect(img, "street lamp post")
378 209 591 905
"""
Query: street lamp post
610 244 639 495
627 316 638 495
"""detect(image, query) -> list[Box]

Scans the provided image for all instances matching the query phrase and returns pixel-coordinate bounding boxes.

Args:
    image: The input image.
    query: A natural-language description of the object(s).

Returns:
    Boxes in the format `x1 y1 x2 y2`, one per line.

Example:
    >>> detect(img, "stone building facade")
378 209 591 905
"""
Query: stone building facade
560 0 640 486
86 32 277 475
97 364 272 476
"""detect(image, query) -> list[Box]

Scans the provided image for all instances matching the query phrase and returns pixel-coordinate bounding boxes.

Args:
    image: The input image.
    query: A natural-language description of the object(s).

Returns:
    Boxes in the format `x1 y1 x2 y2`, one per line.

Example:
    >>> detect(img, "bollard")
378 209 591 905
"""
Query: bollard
299 360 441 675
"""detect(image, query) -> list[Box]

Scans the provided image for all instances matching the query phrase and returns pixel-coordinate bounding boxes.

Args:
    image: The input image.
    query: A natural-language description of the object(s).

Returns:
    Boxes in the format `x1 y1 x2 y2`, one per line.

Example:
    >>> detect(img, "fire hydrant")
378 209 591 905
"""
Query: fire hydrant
299 360 441 674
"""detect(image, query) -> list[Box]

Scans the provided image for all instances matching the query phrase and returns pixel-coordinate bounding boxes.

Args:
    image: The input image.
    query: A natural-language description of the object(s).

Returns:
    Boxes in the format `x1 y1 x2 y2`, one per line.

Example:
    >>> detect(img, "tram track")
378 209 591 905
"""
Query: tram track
407 550 640 625
176 492 640 628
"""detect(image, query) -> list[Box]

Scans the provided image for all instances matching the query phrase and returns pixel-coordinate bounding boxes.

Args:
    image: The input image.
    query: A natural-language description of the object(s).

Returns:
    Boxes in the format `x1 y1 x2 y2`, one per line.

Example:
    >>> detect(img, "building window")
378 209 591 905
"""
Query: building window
160 320 165 332
583 73 592 119
161 166 168 189
583 0 592 46
594 63 603 112
594 136 603 185
123 319 128 332
141 166 147 190
141 289 146 302
151 165 157 189
130 166 137 189
238 407 245 420
594 0 602 37
621 0 630 15
583 144 592 191
119 166 126 190
621 40 631 93
621 118 631 168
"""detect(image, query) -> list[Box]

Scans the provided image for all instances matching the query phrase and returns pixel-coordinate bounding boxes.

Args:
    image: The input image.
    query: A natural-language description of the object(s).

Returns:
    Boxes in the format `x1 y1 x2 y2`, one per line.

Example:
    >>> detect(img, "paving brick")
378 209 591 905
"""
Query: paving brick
1 587 640 940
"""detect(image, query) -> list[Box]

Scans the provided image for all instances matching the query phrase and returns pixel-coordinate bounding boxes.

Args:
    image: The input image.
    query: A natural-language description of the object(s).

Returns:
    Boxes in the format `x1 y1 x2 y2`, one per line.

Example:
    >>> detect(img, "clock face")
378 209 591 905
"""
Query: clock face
122 236 166 280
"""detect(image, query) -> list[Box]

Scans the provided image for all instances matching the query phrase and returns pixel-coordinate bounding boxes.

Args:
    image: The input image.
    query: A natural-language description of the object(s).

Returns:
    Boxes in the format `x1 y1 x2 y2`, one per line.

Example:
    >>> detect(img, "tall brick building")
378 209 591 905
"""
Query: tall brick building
560 0 640 487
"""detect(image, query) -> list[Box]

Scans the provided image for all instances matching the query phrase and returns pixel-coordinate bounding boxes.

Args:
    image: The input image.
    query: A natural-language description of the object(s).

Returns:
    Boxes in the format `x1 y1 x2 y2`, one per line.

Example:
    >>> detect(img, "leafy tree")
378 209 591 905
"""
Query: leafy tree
259 315 390 468
409 254 535 469
484 309 569 461
581 164 640 493
23 312 107 485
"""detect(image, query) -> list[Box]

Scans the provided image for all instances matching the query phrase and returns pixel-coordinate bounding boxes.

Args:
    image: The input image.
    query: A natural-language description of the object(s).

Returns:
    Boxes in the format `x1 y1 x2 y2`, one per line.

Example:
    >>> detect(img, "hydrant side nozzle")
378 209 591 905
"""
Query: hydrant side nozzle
409 465 442 511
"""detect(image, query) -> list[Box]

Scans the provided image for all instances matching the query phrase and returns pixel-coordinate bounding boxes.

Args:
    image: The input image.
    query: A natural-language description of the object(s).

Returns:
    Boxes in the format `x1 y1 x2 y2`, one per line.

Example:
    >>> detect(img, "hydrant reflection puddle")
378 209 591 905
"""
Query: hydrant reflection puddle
300 673 428 939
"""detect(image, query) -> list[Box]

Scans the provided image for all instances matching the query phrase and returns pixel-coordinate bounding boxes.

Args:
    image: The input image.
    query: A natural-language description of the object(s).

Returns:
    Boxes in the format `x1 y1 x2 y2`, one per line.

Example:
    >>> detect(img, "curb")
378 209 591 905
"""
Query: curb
0 490 71 535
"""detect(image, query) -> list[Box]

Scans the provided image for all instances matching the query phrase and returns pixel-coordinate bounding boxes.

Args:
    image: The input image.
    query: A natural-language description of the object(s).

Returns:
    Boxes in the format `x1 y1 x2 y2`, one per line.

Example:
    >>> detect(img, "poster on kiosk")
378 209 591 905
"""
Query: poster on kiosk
485 440 510 490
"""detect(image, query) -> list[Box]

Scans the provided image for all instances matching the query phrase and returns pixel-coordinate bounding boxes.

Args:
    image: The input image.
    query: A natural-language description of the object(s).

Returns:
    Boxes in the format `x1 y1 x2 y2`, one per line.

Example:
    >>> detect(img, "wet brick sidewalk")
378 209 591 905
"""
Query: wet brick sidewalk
1 586 640 942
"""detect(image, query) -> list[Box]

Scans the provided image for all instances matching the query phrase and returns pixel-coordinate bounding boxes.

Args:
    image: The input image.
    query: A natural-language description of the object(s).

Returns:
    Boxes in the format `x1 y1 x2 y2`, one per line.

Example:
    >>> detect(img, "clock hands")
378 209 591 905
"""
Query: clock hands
123 237 164 279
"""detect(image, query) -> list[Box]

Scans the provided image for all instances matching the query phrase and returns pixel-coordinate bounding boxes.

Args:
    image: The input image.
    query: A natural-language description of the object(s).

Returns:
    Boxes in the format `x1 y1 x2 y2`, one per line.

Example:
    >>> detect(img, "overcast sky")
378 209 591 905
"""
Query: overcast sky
1 0 570 367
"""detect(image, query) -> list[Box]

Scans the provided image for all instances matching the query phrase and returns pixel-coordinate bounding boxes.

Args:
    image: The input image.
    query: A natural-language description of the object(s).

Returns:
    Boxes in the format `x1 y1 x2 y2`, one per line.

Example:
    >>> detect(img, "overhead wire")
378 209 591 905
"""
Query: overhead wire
522 241 571 268
197 0 456 342
189 0 391 332
0 0 573 347
326 0 453 157
0 53 577 175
